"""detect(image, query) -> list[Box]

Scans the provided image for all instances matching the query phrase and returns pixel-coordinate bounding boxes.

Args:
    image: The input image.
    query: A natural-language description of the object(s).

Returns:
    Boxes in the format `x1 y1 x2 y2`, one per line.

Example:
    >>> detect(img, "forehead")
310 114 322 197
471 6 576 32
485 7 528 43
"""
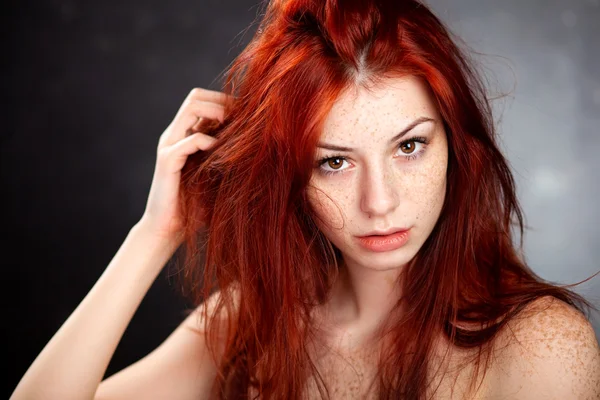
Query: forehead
321 75 438 139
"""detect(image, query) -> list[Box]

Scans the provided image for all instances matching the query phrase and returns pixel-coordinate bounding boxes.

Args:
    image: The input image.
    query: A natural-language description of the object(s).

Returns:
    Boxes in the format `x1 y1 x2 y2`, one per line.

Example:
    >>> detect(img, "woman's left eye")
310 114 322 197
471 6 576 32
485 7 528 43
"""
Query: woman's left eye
316 136 429 176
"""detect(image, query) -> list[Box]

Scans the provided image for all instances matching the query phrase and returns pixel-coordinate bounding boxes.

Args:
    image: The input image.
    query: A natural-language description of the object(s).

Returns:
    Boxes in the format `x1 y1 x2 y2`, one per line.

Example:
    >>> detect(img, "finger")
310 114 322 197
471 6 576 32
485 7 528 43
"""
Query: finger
159 132 218 172
162 101 225 147
187 87 235 106
190 117 205 133
170 131 217 159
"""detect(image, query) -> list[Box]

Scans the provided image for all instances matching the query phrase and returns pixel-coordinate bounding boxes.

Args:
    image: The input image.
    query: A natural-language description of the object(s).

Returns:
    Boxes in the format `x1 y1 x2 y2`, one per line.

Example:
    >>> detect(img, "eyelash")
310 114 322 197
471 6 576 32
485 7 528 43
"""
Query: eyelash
316 136 429 177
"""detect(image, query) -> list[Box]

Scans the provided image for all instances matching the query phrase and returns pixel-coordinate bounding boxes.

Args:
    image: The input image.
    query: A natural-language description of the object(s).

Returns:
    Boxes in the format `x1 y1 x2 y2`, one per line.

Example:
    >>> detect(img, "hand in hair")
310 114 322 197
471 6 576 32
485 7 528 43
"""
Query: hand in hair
140 87 232 241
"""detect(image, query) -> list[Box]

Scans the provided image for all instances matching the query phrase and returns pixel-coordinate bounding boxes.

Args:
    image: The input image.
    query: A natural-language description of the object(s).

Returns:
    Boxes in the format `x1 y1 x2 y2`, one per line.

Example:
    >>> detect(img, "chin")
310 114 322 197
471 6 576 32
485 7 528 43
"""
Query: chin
345 246 416 271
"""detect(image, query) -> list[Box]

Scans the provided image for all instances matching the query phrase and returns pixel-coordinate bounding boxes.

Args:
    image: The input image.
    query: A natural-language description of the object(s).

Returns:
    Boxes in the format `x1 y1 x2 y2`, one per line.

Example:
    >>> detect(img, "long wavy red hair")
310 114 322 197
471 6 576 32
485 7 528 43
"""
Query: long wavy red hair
174 0 599 398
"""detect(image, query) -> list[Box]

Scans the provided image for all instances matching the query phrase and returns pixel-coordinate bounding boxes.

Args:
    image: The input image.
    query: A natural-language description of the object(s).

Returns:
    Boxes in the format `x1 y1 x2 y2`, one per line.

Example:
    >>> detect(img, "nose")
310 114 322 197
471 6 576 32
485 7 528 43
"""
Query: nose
359 163 400 218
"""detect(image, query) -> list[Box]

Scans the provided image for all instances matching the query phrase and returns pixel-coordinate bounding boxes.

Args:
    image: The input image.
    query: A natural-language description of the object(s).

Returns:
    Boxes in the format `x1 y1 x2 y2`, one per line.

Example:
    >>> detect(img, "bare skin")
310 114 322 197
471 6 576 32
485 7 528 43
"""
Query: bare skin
301 75 599 399
10 88 233 400
11 81 599 399
306 75 448 331
295 296 599 400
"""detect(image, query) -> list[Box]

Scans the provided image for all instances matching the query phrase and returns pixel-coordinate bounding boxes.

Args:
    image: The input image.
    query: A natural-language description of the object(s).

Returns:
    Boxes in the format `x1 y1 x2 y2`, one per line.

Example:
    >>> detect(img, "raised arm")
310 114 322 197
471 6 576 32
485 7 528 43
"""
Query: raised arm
10 88 233 400
93 284 237 400
11 222 181 400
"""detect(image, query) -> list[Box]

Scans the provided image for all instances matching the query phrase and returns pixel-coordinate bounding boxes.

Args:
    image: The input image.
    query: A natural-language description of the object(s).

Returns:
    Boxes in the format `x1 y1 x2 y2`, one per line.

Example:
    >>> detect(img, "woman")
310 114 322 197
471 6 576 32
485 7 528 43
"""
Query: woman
11 0 599 399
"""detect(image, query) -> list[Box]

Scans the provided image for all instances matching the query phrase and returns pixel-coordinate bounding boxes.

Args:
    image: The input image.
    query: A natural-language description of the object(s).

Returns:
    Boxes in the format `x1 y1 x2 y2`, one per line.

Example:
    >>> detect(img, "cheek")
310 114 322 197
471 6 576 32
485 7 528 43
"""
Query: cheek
407 152 448 223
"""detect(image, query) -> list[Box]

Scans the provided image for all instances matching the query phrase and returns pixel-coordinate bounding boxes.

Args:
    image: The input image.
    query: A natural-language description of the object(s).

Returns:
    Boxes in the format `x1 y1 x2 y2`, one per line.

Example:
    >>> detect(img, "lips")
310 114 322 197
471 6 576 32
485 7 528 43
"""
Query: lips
358 227 410 237
355 228 411 252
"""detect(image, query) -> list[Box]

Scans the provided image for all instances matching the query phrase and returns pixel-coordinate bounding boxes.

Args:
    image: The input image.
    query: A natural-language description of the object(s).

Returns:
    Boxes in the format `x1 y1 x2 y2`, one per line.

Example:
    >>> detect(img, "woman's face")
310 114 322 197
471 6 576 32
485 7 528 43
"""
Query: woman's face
307 75 448 271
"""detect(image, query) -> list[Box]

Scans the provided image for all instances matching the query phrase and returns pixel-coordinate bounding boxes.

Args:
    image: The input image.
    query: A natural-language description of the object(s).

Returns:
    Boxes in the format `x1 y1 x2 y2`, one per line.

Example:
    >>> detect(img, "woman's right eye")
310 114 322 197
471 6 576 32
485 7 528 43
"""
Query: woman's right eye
317 156 350 176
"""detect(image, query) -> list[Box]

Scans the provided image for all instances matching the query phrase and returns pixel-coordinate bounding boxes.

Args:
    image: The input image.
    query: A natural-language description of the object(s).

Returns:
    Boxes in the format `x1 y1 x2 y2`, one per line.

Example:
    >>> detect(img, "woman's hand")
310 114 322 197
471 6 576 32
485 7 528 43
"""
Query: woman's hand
138 87 231 241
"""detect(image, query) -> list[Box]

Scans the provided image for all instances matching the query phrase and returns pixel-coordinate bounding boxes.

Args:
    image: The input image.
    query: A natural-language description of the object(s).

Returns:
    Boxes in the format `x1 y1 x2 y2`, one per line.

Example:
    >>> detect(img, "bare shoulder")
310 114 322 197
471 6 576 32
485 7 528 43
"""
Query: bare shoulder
95 284 240 400
491 296 600 400
184 283 241 334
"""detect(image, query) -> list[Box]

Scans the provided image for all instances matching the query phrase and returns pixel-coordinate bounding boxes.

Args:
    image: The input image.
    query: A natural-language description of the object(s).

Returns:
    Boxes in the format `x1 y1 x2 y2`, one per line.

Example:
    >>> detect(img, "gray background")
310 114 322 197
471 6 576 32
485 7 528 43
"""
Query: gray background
431 0 600 335
4 0 599 396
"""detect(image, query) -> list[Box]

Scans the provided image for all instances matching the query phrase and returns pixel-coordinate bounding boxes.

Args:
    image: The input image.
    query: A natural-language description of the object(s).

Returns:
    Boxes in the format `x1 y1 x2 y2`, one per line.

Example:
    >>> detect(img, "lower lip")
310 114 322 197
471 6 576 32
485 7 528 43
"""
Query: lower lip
356 229 411 252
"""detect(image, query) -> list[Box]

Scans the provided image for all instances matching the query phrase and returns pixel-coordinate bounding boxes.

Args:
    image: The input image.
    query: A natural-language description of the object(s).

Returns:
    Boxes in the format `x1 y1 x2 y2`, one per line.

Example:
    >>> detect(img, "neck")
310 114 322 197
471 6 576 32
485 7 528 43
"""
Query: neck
327 258 406 329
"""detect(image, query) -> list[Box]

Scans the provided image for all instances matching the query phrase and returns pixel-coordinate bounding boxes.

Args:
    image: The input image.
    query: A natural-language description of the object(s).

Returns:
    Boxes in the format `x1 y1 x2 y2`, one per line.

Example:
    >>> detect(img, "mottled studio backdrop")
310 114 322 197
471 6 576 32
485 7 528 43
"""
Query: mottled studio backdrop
4 0 599 396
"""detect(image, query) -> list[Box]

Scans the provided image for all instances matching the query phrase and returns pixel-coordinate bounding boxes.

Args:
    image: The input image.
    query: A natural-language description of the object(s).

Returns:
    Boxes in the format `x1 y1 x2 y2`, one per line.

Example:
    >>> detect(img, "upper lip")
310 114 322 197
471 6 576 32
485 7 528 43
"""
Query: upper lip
358 227 410 237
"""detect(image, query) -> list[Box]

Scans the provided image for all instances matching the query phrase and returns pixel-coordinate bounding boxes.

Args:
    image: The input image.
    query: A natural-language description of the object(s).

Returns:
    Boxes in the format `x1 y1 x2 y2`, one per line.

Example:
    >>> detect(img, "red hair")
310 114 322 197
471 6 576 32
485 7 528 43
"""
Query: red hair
175 0 599 398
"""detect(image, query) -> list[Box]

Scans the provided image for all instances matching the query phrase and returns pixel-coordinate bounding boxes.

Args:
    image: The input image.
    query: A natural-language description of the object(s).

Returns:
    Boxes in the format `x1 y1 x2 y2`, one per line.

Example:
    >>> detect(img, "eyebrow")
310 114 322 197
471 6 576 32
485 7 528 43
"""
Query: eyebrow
317 116 435 152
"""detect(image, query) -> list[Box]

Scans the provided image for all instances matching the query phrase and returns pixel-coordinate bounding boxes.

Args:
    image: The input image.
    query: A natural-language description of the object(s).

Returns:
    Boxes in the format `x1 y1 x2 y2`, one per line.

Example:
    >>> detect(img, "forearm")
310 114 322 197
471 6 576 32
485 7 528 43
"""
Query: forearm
11 222 182 400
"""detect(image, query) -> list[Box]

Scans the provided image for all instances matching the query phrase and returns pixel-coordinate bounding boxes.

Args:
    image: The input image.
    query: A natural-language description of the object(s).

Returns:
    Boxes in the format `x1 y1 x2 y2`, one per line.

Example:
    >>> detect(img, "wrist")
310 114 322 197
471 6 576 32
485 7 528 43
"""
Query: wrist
130 219 184 255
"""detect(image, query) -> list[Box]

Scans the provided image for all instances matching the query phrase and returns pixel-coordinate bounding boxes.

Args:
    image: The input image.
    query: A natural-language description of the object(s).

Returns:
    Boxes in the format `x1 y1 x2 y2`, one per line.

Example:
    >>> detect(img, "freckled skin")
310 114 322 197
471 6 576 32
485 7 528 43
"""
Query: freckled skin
303 75 450 397
490 296 600 400
306 75 448 325
308 75 447 273
299 77 600 400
